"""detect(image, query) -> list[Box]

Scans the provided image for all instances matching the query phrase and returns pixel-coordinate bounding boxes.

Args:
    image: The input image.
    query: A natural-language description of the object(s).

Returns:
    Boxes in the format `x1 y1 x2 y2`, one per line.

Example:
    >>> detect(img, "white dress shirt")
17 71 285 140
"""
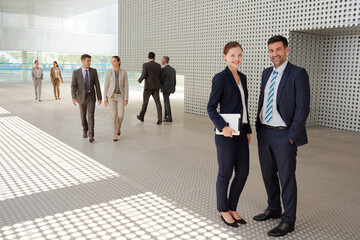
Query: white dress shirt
260 60 288 127
81 67 89 80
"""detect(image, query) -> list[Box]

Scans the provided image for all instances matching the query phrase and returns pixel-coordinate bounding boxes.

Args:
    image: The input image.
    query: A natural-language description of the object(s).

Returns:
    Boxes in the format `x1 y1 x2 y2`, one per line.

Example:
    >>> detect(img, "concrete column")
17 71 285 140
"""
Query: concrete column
22 51 28 82
37 51 42 63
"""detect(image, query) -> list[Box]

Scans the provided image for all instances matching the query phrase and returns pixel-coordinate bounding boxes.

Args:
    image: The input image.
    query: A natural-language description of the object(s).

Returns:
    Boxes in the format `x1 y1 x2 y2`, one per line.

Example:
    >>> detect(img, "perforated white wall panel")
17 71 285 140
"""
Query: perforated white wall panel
290 29 360 131
118 0 360 131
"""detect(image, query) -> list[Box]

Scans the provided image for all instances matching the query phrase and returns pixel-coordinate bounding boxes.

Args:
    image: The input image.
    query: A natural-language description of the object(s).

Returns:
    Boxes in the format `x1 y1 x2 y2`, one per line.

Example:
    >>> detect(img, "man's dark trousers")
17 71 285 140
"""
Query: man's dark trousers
139 89 162 121
163 93 172 120
79 93 96 137
257 126 297 224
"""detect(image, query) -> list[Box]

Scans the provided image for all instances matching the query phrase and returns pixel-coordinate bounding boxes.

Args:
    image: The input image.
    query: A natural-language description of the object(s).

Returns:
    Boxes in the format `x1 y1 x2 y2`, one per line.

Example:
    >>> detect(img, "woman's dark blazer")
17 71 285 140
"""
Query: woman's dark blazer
207 66 252 134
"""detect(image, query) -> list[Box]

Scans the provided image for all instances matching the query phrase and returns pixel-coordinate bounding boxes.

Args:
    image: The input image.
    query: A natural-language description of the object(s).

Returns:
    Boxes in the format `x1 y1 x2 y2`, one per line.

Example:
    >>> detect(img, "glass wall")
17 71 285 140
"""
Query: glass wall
0 51 113 83
0 3 118 83
0 50 184 94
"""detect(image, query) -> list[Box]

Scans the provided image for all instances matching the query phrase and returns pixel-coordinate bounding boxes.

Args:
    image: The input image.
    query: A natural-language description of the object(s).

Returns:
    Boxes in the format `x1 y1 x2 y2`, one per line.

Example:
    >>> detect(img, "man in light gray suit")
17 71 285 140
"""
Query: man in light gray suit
71 54 102 143
31 60 43 101
160 56 176 122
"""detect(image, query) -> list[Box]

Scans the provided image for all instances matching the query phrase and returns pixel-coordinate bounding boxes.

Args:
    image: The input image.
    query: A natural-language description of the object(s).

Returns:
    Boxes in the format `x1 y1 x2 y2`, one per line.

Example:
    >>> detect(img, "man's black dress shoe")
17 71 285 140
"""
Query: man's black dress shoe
253 209 281 221
137 115 144 122
267 222 294 237
156 120 162 125
218 212 238 228
164 119 172 122
89 137 95 143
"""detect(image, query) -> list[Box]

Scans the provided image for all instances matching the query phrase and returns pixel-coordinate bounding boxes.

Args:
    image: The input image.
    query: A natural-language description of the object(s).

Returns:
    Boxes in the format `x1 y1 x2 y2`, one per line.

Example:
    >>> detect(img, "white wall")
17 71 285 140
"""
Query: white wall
118 0 360 131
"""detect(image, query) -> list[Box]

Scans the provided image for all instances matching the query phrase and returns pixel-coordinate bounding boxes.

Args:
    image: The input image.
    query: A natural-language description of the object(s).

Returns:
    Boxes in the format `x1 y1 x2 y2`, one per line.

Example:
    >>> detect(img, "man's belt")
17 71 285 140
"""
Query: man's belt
263 124 288 130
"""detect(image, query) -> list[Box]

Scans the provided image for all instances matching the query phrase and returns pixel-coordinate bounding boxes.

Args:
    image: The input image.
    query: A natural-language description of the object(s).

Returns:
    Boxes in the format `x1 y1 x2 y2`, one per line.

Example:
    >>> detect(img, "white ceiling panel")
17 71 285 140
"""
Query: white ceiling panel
0 0 117 17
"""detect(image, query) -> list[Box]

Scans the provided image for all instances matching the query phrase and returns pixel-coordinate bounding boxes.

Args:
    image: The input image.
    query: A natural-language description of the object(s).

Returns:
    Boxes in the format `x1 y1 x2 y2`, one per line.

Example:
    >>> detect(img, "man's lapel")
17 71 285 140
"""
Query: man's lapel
276 62 292 105
78 68 85 86
261 68 273 103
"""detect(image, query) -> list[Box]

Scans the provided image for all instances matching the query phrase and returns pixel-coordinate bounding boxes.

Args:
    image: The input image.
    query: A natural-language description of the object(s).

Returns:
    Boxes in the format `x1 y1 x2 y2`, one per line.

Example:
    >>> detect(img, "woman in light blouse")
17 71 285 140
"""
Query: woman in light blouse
104 56 129 141
50 61 64 100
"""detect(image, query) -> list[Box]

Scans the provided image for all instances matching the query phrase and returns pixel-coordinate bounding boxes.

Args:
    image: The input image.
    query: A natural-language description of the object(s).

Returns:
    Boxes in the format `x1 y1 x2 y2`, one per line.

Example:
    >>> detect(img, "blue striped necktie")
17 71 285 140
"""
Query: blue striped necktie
265 70 278 123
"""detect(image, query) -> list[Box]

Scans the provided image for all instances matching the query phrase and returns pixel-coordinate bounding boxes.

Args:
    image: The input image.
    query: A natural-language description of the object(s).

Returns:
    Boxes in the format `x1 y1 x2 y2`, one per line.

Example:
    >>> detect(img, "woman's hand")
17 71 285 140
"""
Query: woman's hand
247 133 251 144
124 100 128 106
222 126 236 138
104 100 108 107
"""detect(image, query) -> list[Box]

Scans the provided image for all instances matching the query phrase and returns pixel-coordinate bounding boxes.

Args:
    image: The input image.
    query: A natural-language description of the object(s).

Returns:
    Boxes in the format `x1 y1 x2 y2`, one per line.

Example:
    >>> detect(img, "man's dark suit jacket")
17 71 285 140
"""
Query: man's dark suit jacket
160 65 176 93
71 67 102 104
207 66 252 134
138 61 161 90
256 62 310 146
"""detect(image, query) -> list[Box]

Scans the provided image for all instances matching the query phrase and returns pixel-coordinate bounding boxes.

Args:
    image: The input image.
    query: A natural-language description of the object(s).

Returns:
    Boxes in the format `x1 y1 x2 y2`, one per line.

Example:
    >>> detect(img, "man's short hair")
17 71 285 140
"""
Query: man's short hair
34 60 38 64
148 52 155 59
268 35 288 48
163 56 169 63
81 54 92 61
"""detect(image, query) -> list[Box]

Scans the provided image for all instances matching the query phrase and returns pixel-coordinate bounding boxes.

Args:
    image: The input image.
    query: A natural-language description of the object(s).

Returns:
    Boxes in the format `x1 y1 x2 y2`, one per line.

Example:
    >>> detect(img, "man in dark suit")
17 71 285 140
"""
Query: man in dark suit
160 56 176 122
137 52 162 125
254 35 310 237
71 54 102 142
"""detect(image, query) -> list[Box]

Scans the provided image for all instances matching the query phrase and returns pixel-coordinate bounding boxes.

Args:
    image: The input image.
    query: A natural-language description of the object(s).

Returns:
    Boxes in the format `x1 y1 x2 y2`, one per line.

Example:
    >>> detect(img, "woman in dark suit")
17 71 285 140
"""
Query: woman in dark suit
207 42 252 228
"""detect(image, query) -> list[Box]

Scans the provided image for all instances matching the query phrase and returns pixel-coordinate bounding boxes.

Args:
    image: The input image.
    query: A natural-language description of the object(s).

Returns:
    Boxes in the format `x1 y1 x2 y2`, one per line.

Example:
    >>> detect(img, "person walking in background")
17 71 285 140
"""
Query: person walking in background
104 56 129 142
160 56 176 122
31 60 43 101
50 61 64 100
71 54 102 143
207 42 252 228
137 52 162 125
253 35 310 237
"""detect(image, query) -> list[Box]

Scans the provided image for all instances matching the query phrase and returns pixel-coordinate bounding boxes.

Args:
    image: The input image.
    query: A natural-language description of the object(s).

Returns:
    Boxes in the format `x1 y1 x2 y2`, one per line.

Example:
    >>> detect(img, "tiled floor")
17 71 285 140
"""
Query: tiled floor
0 82 359 240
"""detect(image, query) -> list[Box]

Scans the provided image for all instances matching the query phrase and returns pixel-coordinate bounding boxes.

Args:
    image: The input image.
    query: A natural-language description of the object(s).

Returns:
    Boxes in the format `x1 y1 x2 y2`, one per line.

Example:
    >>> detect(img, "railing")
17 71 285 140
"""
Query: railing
0 63 112 72
0 63 111 83
0 63 184 93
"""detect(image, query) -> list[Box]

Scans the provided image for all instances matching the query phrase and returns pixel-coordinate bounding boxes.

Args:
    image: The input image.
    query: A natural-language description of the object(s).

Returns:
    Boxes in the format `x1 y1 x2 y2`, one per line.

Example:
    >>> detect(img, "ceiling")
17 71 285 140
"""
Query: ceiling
0 0 118 18
293 26 360 36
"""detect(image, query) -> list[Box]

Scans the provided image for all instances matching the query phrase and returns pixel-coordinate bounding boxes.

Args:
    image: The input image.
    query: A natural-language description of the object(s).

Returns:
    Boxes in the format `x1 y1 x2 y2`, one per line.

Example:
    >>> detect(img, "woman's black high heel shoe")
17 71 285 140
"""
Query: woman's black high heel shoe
218 212 238 228
234 218 247 224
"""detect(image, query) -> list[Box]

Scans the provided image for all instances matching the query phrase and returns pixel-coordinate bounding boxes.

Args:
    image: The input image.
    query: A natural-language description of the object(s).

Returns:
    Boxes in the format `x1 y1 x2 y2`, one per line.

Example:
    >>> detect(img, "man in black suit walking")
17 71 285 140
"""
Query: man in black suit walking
160 56 176 122
137 52 162 125
71 54 102 142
